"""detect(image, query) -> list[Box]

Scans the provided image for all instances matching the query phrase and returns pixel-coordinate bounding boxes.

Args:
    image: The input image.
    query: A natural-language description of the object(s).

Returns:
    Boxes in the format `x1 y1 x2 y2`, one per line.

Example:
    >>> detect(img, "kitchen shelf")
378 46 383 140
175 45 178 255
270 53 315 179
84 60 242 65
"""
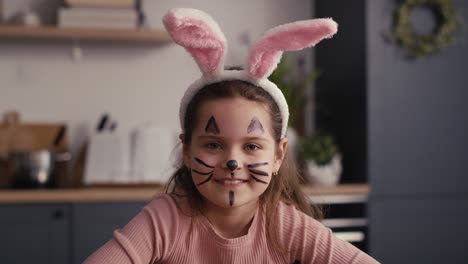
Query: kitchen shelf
0 24 172 44
0 184 369 204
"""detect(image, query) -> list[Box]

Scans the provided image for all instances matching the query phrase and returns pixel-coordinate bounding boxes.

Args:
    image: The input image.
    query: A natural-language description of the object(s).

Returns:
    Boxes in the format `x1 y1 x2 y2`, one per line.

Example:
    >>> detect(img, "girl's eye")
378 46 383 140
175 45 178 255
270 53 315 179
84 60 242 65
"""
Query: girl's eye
245 143 260 151
205 142 222 150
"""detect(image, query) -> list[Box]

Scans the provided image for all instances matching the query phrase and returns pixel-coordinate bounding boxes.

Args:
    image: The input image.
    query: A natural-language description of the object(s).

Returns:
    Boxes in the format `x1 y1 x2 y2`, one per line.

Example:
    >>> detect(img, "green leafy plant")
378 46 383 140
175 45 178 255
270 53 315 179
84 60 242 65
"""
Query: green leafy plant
298 132 338 166
269 56 318 129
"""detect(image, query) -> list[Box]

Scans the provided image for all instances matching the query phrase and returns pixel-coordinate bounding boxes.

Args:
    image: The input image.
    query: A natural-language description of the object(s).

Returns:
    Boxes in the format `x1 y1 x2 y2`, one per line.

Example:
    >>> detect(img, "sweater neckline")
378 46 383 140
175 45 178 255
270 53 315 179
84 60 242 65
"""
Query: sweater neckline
198 204 261 247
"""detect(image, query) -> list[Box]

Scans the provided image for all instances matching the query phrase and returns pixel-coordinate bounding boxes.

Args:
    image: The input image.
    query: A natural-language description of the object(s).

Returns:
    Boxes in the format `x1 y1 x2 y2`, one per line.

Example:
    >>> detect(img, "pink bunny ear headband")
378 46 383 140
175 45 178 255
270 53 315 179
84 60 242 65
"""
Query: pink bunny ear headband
163 8 338 138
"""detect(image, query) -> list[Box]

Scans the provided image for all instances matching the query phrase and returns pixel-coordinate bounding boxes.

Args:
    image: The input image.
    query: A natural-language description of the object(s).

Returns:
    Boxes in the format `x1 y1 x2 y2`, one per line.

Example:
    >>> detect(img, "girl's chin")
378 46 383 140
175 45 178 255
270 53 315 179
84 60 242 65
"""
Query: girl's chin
197 183 268 208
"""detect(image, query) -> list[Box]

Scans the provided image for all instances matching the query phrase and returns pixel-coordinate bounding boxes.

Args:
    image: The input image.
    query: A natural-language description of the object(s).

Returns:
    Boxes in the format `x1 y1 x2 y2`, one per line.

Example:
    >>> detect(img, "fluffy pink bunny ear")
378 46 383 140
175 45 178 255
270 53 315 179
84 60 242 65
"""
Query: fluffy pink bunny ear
163 8 227 76
247 18 338 80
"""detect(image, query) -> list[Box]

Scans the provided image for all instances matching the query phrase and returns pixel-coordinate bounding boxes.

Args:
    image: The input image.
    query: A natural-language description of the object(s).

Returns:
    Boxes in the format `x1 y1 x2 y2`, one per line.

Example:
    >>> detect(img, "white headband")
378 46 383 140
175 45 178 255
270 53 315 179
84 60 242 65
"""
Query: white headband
163 8 338 138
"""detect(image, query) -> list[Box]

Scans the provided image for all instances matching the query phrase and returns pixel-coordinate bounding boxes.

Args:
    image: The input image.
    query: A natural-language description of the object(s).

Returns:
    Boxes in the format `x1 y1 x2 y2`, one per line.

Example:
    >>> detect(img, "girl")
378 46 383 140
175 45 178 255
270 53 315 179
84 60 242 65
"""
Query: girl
85 8 379 264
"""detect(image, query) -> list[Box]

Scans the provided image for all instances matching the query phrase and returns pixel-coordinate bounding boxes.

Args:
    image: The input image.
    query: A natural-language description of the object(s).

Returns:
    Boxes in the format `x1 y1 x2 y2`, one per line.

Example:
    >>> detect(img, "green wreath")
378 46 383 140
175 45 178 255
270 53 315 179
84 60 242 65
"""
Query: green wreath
392 0 462 58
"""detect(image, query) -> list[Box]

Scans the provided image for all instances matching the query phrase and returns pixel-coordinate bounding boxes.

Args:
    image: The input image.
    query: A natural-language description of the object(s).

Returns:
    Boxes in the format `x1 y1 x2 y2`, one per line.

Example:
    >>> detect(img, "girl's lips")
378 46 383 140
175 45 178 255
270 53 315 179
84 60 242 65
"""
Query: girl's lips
214 179 249 187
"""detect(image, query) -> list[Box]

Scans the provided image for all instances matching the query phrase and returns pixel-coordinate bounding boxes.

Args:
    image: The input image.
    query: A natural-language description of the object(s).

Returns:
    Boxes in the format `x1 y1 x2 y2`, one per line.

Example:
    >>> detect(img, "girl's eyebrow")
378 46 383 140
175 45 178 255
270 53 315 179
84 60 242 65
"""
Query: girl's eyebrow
198 135 223 139
243 136 269 142
197 134 269 143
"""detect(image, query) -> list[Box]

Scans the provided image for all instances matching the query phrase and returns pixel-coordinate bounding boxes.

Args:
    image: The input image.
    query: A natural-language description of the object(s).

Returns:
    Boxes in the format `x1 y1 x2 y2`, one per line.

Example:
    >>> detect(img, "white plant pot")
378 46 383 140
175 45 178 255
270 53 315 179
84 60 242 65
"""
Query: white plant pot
286 127 299 161
305 154 342 186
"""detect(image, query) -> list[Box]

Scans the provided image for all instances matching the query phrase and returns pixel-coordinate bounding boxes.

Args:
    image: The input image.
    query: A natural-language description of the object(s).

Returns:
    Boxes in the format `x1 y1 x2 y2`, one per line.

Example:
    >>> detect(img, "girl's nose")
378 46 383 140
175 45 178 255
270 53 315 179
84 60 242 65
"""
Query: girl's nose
226 160 238 171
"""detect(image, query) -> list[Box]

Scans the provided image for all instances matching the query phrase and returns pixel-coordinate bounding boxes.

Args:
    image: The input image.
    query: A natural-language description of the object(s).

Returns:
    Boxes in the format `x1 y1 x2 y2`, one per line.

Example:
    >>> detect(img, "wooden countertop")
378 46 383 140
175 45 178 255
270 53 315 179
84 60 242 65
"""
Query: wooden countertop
0 184 369 204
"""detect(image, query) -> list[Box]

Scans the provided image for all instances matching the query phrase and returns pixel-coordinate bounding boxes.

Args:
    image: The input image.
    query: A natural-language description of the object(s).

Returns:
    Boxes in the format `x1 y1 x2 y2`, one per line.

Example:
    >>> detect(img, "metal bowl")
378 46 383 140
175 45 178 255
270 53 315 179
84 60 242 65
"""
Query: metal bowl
7 150 71 189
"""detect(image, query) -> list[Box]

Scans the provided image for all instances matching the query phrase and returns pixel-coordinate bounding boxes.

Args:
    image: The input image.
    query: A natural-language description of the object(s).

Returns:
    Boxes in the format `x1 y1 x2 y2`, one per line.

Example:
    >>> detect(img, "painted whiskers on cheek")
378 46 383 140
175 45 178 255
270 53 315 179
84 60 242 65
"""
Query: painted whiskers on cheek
192 157 214 186
248 162 269 184
193 157 236 207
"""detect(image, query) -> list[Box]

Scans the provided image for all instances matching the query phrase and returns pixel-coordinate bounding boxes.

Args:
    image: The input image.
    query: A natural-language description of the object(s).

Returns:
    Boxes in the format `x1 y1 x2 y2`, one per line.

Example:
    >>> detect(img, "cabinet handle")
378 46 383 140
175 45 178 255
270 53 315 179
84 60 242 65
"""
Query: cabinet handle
52 209 65 220
334 231 365 243
322 218 368 228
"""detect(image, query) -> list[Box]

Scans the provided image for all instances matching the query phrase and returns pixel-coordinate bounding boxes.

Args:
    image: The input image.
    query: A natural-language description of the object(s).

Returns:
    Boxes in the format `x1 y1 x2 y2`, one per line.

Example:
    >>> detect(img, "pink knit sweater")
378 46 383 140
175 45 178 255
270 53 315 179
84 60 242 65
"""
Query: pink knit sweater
84 194 379 263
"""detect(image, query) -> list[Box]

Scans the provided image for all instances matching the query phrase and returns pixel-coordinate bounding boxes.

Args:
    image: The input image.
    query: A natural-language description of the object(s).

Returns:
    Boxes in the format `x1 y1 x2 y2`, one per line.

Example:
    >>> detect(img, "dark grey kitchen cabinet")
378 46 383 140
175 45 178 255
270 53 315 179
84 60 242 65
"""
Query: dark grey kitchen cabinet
367 0 468 197
315 0 468 262
72 202 146 264
0 202 147 264
366 1 468 262
369 197 468 264
0 204 71 264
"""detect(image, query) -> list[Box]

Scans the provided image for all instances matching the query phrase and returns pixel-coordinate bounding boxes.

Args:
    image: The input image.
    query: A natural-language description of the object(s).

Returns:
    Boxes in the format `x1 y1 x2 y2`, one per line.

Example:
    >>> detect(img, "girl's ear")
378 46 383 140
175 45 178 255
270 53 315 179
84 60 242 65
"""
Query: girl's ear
274 138 288 170
182 143 191 169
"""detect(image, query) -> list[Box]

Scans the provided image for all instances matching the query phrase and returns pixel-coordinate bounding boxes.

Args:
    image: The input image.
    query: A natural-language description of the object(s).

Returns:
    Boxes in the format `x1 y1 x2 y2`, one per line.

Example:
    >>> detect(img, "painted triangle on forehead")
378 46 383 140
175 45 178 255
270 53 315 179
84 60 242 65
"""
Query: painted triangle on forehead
247 117 264 134
205 116 220 134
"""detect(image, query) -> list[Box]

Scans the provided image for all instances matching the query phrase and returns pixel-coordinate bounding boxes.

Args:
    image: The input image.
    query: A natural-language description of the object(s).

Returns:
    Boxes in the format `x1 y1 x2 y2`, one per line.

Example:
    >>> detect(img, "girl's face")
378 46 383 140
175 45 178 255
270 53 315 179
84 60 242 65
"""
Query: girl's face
183 97 287 209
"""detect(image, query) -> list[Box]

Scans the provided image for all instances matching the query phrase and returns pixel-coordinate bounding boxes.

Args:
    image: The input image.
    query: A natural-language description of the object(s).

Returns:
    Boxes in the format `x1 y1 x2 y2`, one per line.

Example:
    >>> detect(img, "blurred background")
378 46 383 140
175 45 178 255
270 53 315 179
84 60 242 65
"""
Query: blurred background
0 0 466 263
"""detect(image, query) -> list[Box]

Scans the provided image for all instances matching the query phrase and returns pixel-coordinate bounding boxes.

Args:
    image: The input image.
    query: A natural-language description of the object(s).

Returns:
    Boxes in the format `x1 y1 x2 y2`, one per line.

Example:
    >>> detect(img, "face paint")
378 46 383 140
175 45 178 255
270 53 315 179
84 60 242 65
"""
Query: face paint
250 175 268 184
247 162 269 168
191 169 212 175
195 157 215 168
226 160 238 171
248 168 269 176
229 191 234 207
248 161 269 184
247 117 264 134
193 157 215 186
191 97 276 209
197 173 214 186
226 160 238 178
205 116 220 134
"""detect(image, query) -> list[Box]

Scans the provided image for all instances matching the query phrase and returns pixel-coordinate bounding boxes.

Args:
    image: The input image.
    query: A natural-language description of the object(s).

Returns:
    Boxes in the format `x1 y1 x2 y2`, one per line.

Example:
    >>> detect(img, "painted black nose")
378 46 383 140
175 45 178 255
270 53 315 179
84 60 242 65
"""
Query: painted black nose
226 160 238 171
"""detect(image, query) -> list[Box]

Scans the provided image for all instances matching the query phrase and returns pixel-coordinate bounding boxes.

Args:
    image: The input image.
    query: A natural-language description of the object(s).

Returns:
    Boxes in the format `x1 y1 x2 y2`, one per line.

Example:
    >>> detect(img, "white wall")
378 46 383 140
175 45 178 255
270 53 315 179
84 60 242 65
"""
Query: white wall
0 0 313 155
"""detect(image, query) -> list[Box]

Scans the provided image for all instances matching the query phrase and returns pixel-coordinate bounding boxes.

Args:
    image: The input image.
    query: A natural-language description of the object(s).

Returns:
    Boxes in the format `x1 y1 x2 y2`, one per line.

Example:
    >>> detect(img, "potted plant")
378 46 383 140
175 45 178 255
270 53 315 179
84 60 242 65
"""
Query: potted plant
270 55 318 131
270 55 318 159
298 132 342 186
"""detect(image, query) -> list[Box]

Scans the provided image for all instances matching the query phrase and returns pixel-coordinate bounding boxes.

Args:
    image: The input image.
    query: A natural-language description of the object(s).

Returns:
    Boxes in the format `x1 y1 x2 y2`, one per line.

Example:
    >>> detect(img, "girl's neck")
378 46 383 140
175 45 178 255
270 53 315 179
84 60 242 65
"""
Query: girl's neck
202 199 258 239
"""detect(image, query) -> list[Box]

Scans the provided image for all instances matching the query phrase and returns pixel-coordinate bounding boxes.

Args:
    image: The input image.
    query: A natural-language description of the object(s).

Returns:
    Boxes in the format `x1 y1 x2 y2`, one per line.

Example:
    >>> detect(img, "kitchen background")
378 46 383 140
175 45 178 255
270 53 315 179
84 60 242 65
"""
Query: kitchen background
0 0 467 263
0 0 314 156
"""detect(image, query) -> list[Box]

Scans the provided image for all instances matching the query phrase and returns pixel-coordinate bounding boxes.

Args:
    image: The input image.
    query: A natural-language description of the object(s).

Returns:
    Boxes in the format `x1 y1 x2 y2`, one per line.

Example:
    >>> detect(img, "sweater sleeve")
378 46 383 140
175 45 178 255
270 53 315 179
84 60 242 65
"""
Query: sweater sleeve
83 194 183 264
277 203 380 264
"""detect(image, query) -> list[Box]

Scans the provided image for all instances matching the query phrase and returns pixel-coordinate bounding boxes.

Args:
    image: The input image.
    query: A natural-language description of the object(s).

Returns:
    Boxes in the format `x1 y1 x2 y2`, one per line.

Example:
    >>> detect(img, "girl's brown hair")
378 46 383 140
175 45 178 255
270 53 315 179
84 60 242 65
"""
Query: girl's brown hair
165 79 322 248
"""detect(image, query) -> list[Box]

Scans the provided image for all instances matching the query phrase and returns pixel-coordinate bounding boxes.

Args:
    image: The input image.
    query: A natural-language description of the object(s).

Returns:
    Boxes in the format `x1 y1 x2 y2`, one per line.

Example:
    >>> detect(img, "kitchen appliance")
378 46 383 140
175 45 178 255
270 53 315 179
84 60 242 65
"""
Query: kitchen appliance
6 125 71 188
8 149 70 188
312 192 369 252
0 112 71 188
